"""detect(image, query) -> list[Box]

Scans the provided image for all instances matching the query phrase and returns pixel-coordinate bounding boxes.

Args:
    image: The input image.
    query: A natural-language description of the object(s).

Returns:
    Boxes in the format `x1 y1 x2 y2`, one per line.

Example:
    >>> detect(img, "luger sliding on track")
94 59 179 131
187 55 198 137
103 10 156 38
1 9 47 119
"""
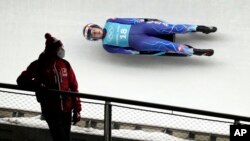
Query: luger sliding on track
83 18 217 57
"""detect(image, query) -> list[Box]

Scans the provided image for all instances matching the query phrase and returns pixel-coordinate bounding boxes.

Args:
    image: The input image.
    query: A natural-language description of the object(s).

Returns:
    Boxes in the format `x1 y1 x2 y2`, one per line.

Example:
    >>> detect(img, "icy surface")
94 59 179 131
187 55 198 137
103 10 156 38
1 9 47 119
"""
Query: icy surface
0 0 249 120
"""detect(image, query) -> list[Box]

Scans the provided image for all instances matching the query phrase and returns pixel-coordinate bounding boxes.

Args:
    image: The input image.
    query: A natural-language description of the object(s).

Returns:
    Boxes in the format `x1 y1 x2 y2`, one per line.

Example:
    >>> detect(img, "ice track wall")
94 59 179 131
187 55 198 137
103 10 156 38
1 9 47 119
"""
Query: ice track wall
0 0 250 116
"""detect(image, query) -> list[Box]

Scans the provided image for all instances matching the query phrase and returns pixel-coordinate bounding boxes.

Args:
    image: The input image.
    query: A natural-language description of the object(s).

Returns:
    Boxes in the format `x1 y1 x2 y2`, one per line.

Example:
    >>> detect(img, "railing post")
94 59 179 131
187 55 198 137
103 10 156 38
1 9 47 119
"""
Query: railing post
234 120 241 125
104 101 112 141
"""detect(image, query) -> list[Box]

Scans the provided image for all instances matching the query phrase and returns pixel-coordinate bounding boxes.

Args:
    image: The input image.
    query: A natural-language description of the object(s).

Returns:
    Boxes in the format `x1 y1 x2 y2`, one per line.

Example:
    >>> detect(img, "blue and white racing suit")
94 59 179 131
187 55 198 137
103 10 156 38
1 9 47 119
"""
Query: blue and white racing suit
102 18 197 56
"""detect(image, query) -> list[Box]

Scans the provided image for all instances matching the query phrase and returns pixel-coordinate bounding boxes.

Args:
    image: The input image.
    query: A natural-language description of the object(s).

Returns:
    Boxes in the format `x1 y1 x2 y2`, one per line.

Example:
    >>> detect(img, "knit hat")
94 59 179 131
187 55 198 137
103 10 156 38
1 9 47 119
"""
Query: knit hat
44 33 63 53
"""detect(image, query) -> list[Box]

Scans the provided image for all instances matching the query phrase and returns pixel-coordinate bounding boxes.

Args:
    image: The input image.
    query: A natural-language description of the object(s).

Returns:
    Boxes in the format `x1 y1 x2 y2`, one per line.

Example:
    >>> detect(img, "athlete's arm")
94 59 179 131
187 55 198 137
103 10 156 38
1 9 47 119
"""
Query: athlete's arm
103 45 139 55
106 18 142 25
138 18 161 22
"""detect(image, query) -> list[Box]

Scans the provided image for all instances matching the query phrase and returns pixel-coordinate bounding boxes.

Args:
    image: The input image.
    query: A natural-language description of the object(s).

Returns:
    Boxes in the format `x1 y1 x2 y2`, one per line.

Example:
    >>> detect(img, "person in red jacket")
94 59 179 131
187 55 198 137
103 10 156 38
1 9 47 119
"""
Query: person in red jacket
17 33 81 141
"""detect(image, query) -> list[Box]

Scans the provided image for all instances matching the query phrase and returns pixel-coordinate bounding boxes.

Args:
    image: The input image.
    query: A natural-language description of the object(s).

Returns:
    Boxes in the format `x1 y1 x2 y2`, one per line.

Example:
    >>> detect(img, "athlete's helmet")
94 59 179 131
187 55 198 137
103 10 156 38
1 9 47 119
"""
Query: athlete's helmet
83 23 102 41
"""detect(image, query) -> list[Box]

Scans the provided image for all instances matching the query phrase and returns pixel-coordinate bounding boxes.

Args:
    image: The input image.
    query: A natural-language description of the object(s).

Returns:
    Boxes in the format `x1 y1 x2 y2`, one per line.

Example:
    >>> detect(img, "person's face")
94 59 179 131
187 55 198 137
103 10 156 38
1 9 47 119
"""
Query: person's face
57 46 65 58
91 27 103 40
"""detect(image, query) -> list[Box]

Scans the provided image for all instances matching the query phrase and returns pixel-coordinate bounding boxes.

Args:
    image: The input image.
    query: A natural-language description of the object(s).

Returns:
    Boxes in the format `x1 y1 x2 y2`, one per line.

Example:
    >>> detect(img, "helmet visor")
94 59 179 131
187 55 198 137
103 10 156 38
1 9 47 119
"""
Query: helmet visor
84 24 102 41
84 25 93 40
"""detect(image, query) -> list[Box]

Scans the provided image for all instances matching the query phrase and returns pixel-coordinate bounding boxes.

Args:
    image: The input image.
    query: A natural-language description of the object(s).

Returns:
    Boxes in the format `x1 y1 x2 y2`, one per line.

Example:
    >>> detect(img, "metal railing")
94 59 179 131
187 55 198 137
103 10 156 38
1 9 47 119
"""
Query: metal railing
1 82 250 141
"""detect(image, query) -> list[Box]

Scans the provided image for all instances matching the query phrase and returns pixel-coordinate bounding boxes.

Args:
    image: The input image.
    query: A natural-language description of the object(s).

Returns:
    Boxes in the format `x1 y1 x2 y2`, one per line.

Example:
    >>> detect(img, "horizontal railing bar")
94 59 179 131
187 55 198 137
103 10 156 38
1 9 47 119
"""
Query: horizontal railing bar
1 82 250 122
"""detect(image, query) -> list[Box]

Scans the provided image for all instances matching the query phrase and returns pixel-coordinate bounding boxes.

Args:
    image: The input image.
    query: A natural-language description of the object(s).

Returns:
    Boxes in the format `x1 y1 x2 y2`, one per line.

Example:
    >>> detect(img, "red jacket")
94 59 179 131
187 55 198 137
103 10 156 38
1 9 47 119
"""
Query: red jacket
17 55 81 113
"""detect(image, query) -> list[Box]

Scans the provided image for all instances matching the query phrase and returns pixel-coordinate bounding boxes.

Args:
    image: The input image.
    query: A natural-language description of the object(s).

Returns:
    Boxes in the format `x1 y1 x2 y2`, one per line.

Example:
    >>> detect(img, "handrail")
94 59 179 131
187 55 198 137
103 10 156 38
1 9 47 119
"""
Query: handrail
1 82 250 123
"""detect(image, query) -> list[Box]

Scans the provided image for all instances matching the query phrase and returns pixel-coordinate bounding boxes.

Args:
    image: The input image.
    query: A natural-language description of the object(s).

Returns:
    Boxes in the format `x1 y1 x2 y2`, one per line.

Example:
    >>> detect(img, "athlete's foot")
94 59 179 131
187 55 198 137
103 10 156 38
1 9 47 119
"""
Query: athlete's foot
196 25 217 34
193 49 214 56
